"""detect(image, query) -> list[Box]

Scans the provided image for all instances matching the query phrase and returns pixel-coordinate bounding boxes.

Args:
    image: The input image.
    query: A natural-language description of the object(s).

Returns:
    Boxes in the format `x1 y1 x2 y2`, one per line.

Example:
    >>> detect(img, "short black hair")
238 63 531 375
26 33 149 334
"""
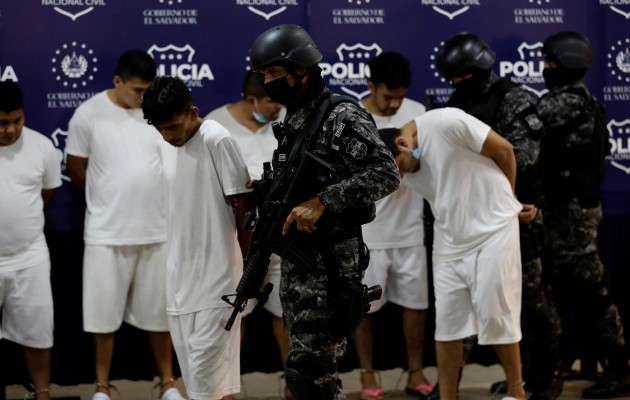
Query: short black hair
142 76 192 125
378 128 402 157
368 51 412 90
0 81 23 113
242 70 267 100
115 50 157 82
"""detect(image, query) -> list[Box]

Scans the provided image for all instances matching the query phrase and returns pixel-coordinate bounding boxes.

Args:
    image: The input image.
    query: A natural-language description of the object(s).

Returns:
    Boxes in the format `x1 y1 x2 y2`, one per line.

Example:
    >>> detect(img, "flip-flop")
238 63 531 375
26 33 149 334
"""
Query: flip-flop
405 383 434 397
360 387 384 400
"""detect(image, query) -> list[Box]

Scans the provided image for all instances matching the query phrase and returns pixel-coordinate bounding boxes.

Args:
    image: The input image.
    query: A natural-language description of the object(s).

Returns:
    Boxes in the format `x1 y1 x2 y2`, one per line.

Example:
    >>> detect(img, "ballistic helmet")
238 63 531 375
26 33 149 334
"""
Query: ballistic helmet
249 24 322 71
437 33 496 80
542 31 593 69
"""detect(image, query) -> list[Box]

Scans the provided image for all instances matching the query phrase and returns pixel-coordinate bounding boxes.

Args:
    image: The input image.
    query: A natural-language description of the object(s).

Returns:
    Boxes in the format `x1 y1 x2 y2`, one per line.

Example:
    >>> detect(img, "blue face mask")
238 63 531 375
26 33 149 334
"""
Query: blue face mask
252 100 268 124
401 146 421 159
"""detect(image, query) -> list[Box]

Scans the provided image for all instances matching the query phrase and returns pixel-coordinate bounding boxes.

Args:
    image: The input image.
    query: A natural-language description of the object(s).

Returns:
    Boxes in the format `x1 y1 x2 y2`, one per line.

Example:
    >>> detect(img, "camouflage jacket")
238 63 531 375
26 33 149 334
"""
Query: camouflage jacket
448 71 543 202
277 88 400 215
537 81 595 146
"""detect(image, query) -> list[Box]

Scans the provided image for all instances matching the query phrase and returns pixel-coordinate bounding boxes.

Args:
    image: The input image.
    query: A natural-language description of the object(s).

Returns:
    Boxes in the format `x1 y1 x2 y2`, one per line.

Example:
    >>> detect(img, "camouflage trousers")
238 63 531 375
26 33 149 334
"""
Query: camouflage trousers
544 199 625 358
520 255 562 391
280 235 363 400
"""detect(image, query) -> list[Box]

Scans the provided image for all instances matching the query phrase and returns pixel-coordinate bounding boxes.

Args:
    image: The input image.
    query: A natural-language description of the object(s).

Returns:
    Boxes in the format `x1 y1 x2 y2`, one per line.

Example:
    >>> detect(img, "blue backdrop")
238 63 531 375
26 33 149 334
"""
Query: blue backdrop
1 0 630 384
1 0 629 229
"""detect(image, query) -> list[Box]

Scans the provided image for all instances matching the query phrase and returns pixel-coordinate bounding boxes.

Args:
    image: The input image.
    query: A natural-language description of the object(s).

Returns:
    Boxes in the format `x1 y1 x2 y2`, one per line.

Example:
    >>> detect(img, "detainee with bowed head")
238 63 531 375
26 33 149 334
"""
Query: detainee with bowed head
434 32 562 400
0 81 62 400
380 108 526 400
355 51 433 400
142 75 254 400
248 24 400 400
205 70 292 400
65 50 185 400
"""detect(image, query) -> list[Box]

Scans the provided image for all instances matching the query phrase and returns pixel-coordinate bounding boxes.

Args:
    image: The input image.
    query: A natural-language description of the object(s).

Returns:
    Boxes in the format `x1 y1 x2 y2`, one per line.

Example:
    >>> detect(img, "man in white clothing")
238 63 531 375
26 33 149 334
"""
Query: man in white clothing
355 51 433 399
380 108 526 400
0 81 61 400
142 75 254 400
205 70 292 400
65 50 184 400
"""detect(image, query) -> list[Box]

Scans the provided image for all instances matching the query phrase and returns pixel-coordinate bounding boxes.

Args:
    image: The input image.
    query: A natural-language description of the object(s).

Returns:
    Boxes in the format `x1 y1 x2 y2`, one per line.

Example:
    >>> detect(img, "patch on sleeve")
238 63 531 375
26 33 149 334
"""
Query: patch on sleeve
524 113 543 131
346 138 368 159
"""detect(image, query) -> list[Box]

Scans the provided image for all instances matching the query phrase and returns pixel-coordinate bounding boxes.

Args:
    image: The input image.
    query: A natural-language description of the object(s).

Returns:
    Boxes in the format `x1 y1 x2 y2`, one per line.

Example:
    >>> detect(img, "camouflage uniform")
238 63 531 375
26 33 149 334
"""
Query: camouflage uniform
274 88 399 399
448 71 562 395
537 83 625 369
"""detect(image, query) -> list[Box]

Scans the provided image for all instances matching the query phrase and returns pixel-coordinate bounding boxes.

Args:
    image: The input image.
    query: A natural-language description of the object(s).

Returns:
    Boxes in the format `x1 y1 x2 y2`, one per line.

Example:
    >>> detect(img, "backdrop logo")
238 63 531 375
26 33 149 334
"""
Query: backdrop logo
607 119 630 174
332 0 385 24
514 0 564 24
426 41 454 103
51 128 70 181
607 38 630 83
42 0 106 21
51 42 98 89
236 0 300 20
144 0 198 25
499 42 547 96
600 1 630 19
148 44 214 88
419 0 482 20
0 65 18 81
320 43 382 100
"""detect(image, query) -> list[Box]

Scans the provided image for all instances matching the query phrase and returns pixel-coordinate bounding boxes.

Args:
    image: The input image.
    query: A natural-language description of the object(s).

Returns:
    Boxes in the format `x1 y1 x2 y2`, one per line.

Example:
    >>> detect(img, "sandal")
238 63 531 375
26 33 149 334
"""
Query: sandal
359 369 384 400
360 387 384 400
405 383 434 398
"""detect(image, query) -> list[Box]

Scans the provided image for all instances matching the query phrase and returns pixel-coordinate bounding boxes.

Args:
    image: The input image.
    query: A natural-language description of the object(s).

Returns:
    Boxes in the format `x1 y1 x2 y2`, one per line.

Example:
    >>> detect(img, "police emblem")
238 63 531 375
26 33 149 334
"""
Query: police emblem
346 138 367 159
525 113 543 131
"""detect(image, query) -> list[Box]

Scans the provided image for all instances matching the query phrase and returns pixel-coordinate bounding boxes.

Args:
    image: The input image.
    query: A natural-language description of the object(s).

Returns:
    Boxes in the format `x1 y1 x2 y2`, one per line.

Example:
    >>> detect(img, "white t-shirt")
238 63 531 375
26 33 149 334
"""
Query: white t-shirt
403 108 522 262
205 105 285 180
0 127 61 270
160 120 252 315
66 91 167 245
361 97 426 249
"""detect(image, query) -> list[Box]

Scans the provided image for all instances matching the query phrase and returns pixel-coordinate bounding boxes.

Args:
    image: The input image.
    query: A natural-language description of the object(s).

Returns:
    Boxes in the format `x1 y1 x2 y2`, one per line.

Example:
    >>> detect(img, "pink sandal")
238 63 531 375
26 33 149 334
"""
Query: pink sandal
360 387 384 400
405 383 434 397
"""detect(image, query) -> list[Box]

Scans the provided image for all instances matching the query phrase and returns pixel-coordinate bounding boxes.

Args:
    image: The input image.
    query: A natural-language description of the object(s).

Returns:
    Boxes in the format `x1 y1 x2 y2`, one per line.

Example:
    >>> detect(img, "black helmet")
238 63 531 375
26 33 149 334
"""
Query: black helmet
542 31 593 69
249 24 322 71
436 33 496 80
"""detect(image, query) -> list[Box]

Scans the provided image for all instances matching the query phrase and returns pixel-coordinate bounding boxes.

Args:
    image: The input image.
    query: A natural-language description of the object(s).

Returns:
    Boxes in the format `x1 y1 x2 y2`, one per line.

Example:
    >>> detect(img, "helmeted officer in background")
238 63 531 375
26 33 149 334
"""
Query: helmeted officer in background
433 33 563 400
248 24 400 400
538 31 630 399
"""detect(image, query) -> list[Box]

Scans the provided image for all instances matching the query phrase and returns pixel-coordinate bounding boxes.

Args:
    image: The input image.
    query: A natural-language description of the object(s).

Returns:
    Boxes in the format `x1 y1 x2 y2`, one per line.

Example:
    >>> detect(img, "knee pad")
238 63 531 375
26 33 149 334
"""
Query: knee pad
284 363 338 400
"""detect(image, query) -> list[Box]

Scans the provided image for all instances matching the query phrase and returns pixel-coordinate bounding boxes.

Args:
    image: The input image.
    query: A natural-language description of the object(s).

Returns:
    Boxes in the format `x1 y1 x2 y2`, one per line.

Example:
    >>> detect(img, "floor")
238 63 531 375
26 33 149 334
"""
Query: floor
5 364 622 400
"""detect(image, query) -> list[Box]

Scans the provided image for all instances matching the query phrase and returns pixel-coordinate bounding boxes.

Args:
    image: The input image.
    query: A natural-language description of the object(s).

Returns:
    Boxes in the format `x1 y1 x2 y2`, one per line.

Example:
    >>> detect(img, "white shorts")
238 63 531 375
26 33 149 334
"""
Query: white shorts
433 219 522 345
83 243 168 333
0 261 54 348
243 254 282 318
169 308 241 400
362 245 428 312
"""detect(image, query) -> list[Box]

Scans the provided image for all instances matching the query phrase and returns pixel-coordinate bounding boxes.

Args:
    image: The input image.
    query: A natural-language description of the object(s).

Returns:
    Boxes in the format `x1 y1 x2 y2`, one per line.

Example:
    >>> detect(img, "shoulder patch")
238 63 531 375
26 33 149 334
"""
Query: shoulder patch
346 138 368 159
524 113 543 131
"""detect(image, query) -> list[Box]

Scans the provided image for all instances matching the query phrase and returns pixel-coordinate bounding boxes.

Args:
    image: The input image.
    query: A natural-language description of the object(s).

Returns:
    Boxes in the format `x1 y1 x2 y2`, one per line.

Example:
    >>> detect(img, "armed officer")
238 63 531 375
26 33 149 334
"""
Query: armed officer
248 24 400 400
434 33 562 400
538 31 630 399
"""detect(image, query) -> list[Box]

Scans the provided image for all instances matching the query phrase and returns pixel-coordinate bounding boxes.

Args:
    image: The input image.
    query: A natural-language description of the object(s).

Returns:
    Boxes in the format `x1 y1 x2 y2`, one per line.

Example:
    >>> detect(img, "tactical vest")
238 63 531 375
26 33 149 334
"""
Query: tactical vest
539 87 611 208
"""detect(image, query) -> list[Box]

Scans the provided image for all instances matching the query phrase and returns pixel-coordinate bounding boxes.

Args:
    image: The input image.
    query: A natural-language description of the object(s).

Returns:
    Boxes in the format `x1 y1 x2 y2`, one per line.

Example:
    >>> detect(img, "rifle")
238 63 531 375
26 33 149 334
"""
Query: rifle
221 149 337 331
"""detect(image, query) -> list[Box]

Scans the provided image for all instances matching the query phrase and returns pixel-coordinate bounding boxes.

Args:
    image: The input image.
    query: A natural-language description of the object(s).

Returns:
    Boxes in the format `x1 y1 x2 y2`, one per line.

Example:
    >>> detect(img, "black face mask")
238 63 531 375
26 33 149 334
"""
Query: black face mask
453 73 487 98
543 68 585 89
264 75 301 105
